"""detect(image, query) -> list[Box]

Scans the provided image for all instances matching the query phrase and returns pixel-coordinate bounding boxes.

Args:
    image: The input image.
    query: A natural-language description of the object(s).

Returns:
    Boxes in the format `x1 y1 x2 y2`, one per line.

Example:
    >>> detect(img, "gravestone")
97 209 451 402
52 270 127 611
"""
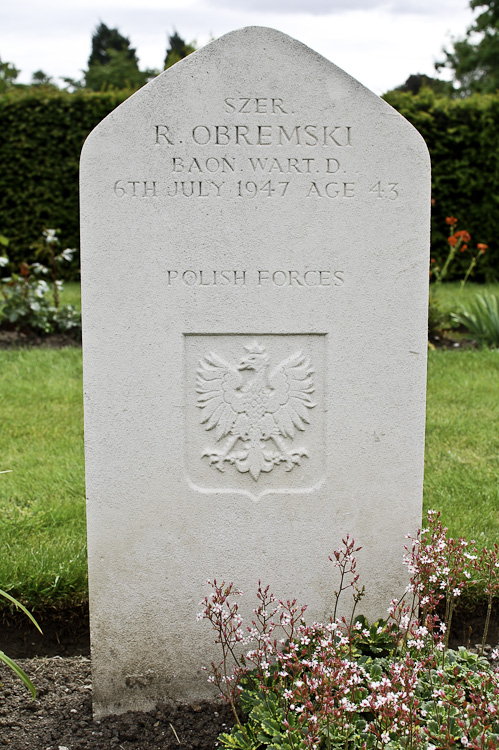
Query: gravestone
80 26 430 718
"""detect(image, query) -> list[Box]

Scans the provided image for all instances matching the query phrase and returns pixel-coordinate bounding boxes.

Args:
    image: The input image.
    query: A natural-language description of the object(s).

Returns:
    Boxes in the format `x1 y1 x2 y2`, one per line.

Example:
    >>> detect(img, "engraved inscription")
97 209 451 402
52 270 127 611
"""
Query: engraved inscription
125 670 155 689
196 341 316 480
368 181 399 200
109 97 403 202
224 97 290 114
188 124 352 147
111 177 403 200
167 269 344 287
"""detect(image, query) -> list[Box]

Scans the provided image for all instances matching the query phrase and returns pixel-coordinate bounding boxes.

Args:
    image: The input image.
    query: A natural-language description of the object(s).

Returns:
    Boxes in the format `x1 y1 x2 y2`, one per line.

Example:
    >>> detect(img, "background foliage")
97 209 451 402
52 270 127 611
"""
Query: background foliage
436 0 499 96
384 88 499 281
0 88 129 273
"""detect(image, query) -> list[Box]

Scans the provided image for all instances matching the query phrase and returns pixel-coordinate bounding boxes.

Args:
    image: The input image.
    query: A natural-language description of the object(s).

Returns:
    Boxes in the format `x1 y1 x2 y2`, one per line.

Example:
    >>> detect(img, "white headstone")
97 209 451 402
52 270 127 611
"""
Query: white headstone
80 27 430 718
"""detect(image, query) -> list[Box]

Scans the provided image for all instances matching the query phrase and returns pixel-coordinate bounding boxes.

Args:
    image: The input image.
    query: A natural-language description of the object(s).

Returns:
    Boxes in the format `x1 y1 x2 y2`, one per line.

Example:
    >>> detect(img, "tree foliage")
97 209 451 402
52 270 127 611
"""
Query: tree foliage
64 22 160 92
85 49 156 91
0 57 20 94
164 31 196 69
31 70 57 89
88 22 139 68
390 73 453 97
436 0 499 95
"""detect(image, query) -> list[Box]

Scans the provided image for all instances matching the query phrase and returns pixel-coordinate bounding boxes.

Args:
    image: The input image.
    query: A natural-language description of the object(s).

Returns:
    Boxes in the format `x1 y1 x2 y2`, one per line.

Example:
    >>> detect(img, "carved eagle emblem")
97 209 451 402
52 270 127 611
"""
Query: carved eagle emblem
196 341 316 480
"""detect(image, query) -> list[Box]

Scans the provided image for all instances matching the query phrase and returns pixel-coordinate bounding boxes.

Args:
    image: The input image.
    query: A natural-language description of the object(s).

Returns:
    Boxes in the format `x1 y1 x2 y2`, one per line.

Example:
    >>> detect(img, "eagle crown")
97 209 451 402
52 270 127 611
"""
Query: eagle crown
237 342 270 372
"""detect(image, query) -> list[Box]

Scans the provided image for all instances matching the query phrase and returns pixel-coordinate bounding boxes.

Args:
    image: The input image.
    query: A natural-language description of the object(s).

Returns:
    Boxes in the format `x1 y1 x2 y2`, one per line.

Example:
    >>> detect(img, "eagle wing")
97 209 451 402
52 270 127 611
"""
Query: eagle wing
265 351 316 438
196 352 245 440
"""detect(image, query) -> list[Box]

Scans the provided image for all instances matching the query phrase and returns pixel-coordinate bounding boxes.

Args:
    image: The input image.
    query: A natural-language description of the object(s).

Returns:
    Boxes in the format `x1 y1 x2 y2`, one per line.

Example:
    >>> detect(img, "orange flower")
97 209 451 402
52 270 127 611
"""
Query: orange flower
460 244 468 252
448 235 458 246
455 230 471 242
446 216 458 226
477 243 488 252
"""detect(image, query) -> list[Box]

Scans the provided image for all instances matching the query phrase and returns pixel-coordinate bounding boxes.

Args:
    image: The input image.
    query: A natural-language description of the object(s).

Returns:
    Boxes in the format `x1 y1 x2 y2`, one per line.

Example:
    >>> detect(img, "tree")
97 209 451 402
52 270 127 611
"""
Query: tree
436 0 499 95
389 73 454 97
88 22 139 68
164 31 196 69
85 49 156 91
31 70 57 88
0 57 20 93
82 23 158 92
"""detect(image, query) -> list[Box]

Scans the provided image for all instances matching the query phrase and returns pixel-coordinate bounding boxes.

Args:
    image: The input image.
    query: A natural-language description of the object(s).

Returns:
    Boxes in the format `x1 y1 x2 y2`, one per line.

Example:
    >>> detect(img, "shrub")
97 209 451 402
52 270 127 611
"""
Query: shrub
384 88 499 282
0 88 130 274
0 229 81 335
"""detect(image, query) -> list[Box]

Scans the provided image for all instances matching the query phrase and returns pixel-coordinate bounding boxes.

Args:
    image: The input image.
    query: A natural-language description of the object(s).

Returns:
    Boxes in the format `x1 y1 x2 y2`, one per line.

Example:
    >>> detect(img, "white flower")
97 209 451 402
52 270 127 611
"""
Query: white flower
34 280 50 297
43 228 58 243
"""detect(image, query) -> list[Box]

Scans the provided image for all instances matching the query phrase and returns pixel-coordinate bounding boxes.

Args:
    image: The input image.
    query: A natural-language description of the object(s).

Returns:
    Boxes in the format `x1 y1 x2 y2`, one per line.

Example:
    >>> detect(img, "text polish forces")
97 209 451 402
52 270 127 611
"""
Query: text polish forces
166 270 344 287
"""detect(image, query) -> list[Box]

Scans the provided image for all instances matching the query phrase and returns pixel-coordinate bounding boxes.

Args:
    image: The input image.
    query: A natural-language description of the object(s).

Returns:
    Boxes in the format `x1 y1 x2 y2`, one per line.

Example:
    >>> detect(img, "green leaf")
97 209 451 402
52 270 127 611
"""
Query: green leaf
0 588 42 632
0 650 36 698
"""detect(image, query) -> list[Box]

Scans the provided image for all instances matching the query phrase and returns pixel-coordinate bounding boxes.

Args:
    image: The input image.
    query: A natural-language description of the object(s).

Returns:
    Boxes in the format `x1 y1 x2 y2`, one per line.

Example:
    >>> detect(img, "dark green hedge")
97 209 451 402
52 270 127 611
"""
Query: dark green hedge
0 87 498 281
384 89 499 282
0 89 129 276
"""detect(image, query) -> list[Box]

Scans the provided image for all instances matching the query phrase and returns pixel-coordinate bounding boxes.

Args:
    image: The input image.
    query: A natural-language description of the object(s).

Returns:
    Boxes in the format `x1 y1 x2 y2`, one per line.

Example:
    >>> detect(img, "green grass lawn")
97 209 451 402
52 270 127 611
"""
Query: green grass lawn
430 281 499 315
0 283 498 611
424 349 499 544
0 348 85 610
60 280 81 311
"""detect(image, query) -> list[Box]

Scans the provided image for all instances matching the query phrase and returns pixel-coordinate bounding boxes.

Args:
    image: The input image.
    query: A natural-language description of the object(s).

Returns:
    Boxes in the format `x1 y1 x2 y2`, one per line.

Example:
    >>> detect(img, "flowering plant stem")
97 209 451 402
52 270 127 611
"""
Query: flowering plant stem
431 216 488 286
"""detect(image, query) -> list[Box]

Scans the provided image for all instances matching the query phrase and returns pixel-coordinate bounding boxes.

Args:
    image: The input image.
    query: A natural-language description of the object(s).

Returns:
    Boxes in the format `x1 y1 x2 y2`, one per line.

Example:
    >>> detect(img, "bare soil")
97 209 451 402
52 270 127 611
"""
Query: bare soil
428 326 479 350
0 326 478 352
0 656 234 750
0 329 81 350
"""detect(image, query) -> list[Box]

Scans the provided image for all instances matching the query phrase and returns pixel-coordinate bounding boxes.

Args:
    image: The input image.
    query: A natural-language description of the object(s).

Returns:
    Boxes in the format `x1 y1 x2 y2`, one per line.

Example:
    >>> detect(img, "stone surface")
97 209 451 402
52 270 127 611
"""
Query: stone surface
80 26 430 718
